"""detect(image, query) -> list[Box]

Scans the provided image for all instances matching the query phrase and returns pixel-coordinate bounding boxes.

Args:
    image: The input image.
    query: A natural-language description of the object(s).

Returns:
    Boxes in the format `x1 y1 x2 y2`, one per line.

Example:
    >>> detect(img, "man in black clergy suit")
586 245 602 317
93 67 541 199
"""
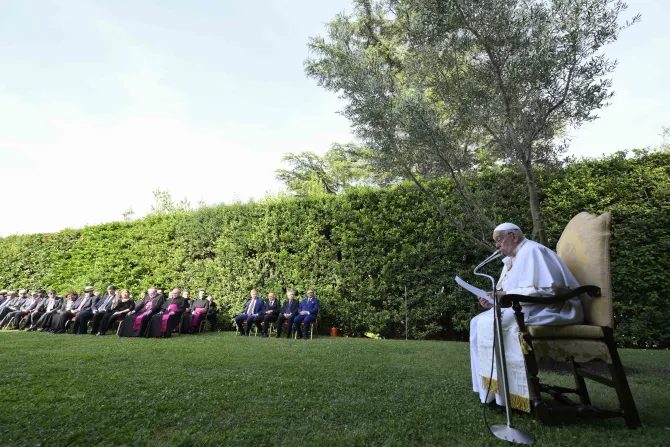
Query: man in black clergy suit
275 289 299 338
89 285 117 335
71 287 98 334
258 292 280 338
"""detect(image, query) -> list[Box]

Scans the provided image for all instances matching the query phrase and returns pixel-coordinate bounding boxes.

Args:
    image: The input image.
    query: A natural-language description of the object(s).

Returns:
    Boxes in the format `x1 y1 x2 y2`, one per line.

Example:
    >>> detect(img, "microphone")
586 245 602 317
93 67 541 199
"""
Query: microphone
474 249 502 274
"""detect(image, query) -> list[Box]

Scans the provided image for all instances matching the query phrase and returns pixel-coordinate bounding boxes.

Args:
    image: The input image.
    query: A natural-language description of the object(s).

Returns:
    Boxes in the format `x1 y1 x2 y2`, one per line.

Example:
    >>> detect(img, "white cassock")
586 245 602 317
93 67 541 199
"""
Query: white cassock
470 239 584 412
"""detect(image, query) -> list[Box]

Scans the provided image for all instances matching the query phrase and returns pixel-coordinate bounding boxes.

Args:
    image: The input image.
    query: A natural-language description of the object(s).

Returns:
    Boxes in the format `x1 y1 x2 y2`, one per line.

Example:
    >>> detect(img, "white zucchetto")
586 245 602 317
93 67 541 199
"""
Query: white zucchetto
493 222 521 232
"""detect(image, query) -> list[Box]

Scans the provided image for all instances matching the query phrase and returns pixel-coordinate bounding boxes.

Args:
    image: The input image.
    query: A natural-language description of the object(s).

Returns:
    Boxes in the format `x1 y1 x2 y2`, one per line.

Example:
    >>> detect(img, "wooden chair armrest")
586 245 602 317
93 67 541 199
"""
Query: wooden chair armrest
502 285 601 306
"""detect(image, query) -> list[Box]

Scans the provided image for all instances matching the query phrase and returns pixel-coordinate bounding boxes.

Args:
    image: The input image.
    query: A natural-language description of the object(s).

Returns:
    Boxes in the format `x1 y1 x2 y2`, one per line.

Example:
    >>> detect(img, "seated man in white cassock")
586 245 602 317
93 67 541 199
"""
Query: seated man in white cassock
470 223 584 412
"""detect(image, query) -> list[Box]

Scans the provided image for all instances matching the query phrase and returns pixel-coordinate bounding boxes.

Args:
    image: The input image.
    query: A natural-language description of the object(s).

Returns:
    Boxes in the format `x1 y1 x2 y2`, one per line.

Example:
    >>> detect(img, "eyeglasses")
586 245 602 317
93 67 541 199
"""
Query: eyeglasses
494 231 514 244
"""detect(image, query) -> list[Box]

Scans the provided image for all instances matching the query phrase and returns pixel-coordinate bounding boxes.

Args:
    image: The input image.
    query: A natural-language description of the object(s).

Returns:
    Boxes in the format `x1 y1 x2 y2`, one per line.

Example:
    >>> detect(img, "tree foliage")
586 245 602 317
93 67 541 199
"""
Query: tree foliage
305 0 639 246
275 143 393 195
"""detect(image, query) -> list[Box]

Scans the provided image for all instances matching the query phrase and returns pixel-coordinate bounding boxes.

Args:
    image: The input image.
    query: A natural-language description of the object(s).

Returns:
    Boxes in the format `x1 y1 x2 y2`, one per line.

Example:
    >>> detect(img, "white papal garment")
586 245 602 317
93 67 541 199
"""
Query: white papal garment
470 239 583 412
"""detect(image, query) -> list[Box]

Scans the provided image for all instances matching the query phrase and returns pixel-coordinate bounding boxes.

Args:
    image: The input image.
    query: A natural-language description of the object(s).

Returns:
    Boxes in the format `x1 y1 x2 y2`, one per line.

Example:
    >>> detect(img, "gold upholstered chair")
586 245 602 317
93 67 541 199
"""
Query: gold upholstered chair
505 212 641 428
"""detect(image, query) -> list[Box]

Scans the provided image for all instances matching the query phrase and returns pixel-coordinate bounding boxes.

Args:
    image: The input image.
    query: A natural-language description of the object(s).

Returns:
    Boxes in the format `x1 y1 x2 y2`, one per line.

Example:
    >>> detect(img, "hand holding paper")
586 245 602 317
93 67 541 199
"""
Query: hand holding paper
455 276 493 304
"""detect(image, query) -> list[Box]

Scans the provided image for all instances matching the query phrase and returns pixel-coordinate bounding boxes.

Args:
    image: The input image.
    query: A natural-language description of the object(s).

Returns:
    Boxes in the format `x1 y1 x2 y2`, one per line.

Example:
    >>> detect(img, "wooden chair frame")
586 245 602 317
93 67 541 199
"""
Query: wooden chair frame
503 286 641 429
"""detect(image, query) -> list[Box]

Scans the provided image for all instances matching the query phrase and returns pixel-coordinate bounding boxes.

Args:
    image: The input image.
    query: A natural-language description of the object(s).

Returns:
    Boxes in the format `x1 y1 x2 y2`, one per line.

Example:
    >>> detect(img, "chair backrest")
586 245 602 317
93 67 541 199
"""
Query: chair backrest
556 212 613 328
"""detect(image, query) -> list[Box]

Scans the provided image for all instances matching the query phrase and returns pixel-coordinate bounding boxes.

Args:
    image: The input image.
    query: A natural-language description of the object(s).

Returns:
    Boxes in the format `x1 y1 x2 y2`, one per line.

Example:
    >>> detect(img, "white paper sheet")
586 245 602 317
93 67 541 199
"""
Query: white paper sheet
455 276 493 304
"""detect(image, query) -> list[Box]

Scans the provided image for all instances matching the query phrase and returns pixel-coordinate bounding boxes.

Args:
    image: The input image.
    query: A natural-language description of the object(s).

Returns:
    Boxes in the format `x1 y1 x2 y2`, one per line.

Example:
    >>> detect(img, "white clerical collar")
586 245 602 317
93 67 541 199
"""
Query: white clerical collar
501 239 527 268
512 239 527 257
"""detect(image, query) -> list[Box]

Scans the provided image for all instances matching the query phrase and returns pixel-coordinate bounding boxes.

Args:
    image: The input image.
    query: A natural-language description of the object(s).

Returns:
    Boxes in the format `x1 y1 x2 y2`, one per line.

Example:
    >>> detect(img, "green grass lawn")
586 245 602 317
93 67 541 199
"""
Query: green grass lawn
0 331 668 447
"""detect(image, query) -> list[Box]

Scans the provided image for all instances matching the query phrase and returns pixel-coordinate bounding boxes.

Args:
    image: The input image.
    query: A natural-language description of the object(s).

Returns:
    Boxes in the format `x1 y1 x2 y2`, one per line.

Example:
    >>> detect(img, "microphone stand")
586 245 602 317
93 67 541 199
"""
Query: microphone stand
474 251 534 445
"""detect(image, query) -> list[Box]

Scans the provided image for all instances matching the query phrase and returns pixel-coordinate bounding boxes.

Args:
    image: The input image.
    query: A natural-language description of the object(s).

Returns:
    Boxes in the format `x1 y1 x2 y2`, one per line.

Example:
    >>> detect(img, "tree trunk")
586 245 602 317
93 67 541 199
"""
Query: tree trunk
522 160 548 246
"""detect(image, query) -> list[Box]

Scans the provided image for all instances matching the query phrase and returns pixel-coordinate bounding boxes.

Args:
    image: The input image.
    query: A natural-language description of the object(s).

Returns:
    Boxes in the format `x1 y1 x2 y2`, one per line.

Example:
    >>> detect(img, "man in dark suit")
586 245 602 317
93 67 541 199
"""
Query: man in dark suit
0 290 26 322
276 289 299 339
89 285 117 335
257 292 280 338
205 294 218 331
26 290 60 330
5 290 42 330
234 289 264 336
71 286 99 334
293 289 319 340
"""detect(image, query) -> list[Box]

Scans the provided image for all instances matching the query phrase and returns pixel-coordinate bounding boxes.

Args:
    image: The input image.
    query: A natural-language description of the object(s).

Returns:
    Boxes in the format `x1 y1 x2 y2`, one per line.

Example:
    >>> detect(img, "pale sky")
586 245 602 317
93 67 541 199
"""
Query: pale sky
0 0 668 237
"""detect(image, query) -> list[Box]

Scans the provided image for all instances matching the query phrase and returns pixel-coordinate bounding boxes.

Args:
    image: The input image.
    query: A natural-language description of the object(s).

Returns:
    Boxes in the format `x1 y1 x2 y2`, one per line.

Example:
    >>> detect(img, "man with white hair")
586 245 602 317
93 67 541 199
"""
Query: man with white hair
0 290 26 322
470 223 583 413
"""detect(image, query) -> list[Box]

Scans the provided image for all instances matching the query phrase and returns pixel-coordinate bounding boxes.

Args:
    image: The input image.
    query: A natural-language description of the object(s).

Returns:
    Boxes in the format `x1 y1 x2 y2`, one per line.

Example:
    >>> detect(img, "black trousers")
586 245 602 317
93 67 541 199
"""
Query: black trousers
34 311 57 329
99 312 125 334
180 312 192 334
8 311 28 328
261 314 278 335
91 312 109 334
246 316 262 335
73 310 94 334
26 311 44 327
206 313 217 331
0 307 18 322
275 314 295 337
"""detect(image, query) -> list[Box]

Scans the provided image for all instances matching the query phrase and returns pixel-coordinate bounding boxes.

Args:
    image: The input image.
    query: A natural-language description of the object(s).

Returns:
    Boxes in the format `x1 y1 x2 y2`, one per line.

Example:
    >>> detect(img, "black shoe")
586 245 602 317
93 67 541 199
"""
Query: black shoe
303 336 309 340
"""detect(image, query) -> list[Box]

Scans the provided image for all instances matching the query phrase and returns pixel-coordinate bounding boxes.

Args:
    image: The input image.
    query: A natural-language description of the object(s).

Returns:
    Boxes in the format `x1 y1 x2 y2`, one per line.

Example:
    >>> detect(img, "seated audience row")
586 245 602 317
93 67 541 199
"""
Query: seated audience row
1 286 319 339
0 286 218 337
234 288 319 339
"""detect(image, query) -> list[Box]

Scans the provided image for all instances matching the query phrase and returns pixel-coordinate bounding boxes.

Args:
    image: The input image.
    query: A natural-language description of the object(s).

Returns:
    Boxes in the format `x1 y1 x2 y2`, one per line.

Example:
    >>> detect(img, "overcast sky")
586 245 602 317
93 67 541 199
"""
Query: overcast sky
0 0 668 237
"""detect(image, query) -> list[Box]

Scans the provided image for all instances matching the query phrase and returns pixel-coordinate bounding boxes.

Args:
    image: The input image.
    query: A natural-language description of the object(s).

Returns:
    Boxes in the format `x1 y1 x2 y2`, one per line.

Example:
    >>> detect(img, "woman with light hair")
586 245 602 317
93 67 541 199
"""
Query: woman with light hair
97 289 135 335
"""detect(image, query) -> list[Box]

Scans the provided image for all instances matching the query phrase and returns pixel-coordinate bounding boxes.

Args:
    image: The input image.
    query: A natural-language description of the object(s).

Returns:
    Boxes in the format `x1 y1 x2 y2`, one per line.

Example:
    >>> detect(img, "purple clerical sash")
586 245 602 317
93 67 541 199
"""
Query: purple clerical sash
192 307 206 327
160 304 179 332
133 302 153 331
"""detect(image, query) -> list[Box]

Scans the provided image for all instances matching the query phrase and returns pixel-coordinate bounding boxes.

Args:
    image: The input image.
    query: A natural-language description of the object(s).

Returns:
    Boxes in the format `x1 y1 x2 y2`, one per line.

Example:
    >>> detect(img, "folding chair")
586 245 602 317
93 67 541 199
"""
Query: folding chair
295 318 317 339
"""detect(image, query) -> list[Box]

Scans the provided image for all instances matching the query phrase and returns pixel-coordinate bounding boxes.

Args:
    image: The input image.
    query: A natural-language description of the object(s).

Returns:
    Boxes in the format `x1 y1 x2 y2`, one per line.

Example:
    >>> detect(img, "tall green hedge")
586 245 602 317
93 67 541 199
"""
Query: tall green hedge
0 150 668 347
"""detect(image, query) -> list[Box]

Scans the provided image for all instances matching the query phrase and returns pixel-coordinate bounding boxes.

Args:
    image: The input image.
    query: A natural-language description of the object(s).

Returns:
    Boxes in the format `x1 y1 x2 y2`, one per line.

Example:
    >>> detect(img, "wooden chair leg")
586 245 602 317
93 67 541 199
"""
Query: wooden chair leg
603 329 641 429
513 304 545 422
571 359 592 406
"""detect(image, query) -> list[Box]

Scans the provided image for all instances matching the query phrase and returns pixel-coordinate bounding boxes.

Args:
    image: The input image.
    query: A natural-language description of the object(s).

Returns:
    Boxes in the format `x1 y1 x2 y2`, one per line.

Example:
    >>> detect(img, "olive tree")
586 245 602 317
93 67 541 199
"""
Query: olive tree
306 0 638 245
